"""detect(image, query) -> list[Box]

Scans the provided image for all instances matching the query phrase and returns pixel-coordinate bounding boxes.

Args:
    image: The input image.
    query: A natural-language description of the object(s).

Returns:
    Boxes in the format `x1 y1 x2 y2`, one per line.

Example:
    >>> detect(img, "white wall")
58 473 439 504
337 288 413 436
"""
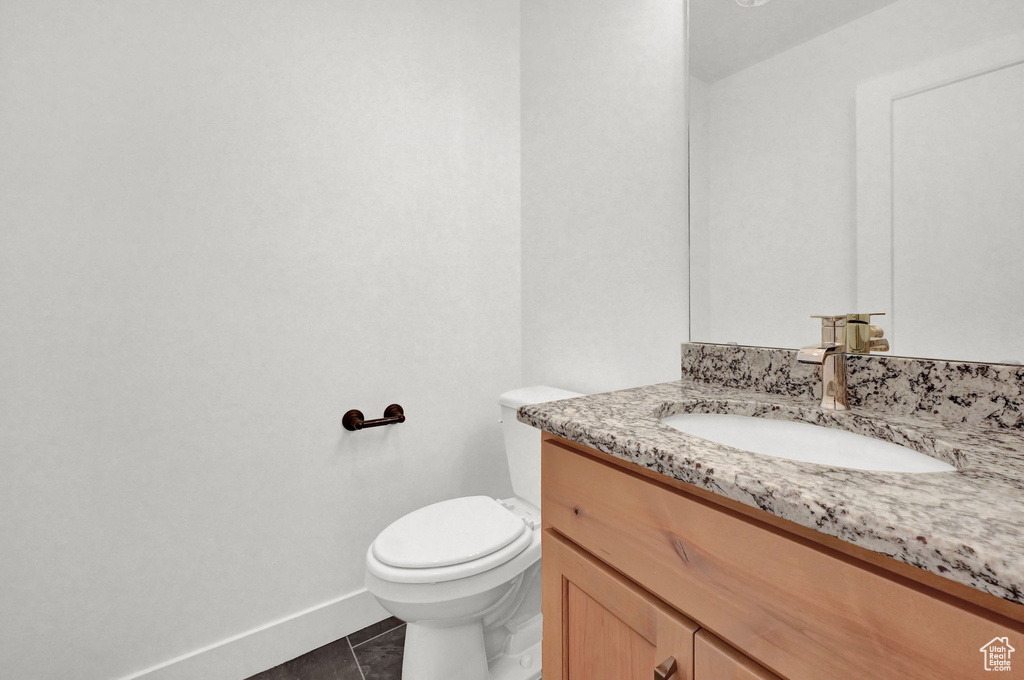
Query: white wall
690 0 1024 349
521 0 689 395
0 2 521 679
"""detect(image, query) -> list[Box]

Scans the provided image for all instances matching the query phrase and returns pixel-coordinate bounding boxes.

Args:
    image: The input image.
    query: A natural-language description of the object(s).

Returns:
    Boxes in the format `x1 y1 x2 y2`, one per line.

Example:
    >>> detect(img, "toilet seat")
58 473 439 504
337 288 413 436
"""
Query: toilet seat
373 496 527 569
367 496 536 585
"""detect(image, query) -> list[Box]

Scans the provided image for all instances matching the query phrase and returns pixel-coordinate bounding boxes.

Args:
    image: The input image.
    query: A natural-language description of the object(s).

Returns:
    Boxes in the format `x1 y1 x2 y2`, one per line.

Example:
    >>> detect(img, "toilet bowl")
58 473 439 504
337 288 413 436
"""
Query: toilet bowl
364 386 582 680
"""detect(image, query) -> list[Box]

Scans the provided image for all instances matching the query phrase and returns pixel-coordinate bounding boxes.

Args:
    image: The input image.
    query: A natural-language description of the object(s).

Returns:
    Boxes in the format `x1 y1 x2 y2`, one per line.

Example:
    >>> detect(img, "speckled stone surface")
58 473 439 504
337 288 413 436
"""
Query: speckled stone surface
682 343 1024 429
520 344 1024 604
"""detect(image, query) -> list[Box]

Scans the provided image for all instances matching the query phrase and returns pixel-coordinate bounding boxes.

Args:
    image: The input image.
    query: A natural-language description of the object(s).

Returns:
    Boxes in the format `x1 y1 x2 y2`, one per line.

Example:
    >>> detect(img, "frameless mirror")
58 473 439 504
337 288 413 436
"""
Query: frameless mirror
687 0 1024 363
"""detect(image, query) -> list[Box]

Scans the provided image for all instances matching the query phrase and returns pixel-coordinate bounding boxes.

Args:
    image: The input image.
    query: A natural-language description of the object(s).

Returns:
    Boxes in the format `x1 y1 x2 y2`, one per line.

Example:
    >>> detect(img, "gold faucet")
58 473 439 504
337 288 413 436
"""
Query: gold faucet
797 313 889 411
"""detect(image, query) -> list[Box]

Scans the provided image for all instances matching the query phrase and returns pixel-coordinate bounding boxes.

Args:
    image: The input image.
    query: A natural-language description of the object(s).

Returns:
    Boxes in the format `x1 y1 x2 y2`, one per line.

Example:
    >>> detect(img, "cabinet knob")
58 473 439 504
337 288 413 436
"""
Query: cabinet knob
654 656 678 680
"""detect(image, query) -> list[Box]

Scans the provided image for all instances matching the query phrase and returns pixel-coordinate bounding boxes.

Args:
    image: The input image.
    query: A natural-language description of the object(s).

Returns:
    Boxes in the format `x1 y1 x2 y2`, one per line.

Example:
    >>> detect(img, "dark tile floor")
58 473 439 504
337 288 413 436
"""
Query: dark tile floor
244 617 405 680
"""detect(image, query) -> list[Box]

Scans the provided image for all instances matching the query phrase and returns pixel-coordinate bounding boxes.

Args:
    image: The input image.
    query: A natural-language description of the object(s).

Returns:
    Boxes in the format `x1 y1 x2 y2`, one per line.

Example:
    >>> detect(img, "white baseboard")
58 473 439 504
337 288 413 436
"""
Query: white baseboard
118 589 389 680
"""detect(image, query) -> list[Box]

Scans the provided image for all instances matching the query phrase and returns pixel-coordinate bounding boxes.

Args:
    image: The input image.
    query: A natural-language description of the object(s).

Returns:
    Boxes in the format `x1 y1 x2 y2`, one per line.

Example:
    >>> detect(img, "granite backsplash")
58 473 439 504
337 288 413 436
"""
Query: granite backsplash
681 343 1024 430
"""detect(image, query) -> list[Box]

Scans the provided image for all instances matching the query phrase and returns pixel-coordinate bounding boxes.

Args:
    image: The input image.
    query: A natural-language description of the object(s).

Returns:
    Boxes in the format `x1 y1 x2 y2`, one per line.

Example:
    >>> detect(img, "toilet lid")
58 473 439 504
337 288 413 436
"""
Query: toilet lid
371 496 527 569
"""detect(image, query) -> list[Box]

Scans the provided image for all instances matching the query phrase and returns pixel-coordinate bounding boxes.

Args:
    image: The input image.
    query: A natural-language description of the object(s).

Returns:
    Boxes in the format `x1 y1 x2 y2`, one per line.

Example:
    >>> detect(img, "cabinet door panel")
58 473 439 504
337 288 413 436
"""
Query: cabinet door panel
543 530 698 680
567 582 656 679
695 631 781 680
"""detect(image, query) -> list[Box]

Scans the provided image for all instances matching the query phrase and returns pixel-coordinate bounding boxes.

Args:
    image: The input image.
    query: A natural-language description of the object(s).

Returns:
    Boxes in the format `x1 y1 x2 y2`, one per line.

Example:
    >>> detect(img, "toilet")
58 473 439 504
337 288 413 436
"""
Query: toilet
364 386 582 680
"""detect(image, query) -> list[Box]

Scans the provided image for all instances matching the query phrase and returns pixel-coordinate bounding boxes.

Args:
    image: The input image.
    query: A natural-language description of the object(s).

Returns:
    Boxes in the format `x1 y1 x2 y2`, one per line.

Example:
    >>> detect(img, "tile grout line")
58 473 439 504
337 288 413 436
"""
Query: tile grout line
347 637 366 680
351 622 406 649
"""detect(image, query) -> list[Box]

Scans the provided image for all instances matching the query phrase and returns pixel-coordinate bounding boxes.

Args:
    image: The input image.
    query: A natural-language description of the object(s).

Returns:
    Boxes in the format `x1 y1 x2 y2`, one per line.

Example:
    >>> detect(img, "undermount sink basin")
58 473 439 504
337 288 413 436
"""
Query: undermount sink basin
661 413 956 473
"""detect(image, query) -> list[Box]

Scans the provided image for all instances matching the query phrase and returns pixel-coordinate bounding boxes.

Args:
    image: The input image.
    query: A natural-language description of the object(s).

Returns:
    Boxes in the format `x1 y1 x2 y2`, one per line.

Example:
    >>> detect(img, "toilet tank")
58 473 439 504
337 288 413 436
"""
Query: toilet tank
498 386 583 508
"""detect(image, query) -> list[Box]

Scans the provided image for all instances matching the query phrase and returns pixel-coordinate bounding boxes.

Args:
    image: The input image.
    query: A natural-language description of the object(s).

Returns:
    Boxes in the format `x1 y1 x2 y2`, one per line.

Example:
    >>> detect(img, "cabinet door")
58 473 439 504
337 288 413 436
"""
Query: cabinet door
543 530 699 680
695 631 781 680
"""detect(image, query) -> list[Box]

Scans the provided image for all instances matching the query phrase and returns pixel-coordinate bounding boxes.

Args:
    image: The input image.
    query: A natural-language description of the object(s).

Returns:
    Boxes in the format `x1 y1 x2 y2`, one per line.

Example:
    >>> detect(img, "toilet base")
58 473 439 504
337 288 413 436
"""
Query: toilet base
401 621 487 680
400 620 541 680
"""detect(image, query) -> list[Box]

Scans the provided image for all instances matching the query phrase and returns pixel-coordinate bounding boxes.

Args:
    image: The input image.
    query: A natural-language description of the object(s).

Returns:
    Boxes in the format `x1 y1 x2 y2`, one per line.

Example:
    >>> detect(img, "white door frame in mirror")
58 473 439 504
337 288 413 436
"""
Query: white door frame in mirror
856 29 1024 352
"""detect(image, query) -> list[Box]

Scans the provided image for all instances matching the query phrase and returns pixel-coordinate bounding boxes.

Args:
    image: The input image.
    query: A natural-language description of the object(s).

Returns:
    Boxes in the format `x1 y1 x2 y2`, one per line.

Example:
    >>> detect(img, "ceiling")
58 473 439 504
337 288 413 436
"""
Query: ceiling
689 0 900 83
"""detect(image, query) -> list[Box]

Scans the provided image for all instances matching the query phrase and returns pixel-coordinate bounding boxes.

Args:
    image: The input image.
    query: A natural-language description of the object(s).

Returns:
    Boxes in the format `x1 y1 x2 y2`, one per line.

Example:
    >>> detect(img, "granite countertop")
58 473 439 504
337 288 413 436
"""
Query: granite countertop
518 345 1024 605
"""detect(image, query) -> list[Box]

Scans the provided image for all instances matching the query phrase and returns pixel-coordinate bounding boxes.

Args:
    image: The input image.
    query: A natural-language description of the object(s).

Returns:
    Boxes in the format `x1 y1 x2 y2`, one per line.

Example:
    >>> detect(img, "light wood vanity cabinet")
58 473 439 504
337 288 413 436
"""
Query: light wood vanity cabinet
540 434 1024 680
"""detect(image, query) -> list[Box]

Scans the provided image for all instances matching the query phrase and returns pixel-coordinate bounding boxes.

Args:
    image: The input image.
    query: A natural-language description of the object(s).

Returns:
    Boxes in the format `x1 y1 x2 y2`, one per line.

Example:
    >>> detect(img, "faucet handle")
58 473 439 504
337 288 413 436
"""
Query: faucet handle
847 313 889 354
868 338 890 353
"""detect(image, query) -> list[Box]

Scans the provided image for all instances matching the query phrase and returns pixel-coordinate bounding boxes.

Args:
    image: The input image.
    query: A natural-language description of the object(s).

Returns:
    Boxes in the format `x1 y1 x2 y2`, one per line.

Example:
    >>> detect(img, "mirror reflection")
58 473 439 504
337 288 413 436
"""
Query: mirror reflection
688 0 1024 363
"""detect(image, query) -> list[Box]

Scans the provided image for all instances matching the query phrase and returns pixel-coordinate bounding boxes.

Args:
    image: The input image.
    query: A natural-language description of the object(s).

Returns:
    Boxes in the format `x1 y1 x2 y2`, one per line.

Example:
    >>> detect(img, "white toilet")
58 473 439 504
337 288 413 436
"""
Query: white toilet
364 386 582 680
